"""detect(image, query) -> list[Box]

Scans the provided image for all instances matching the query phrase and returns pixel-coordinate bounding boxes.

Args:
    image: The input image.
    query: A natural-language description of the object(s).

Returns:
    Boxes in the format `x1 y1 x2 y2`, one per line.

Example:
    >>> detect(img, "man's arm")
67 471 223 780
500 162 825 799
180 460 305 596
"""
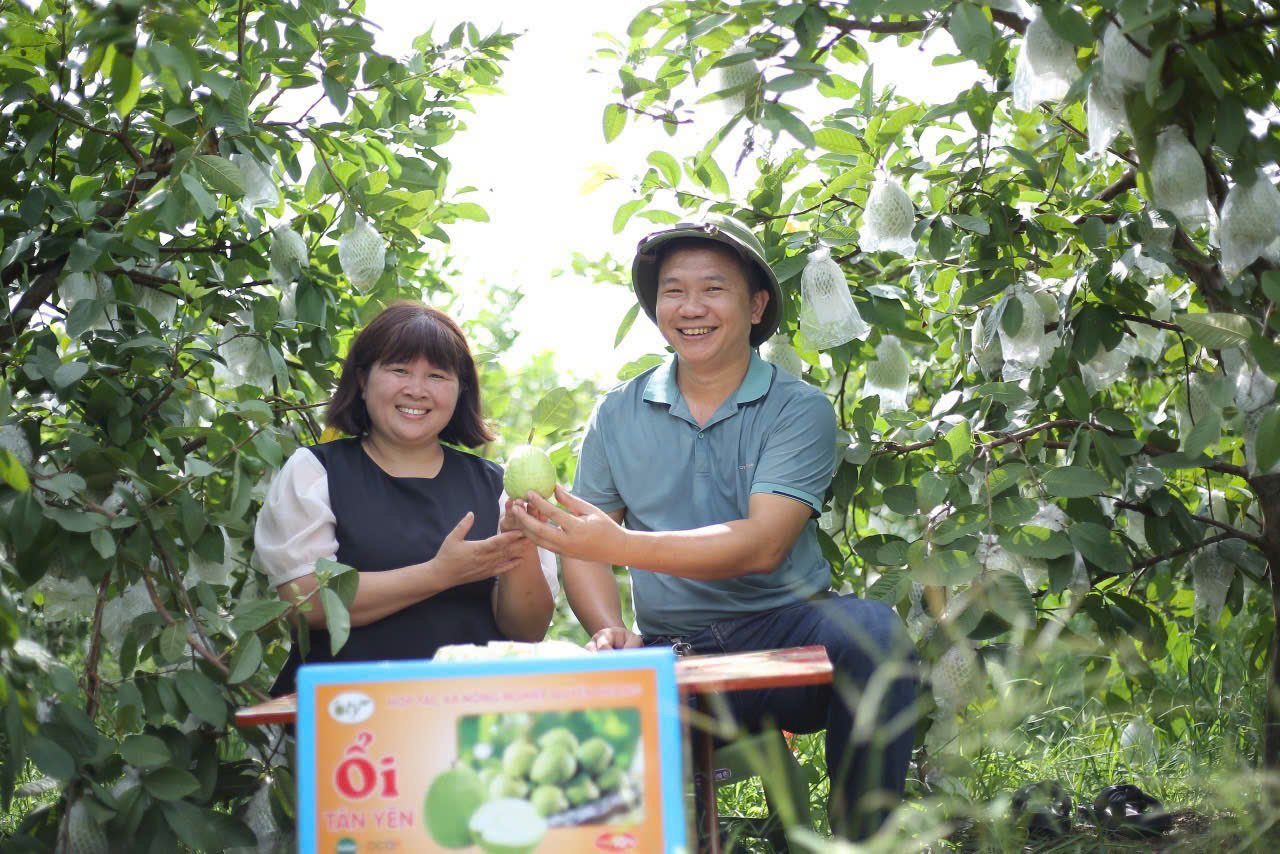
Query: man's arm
560 509 642 650
514 488 812 581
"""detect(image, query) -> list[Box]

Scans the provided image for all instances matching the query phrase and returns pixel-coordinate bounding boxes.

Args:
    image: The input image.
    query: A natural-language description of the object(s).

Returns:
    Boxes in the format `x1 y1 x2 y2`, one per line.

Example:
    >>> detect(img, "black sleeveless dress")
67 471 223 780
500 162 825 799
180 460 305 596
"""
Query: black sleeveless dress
271 438 506 695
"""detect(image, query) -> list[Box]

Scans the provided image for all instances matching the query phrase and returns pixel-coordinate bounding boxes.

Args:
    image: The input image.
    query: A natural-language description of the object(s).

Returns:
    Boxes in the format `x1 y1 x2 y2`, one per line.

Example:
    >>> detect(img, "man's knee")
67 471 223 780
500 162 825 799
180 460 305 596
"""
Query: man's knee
815 595 913 663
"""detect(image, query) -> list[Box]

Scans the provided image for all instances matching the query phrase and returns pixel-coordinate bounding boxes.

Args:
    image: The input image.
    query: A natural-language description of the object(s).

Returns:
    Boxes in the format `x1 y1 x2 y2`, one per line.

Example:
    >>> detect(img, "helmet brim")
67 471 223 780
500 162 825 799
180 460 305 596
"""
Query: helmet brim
631 223 781 348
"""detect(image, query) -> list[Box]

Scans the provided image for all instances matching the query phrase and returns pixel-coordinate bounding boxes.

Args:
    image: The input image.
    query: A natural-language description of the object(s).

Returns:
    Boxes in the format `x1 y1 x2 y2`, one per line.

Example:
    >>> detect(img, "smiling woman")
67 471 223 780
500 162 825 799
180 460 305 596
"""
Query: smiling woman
254 302 558 695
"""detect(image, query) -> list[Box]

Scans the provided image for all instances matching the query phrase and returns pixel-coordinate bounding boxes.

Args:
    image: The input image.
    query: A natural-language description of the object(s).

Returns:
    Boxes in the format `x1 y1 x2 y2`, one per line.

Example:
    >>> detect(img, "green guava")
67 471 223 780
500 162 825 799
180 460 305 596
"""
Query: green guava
575 737 613 775
565 773 600 807
468 798 548 854
503 445 556 499
502 740 538 779
595 767 623 793
536 727 578 754
529 784 569 818
424 765 487 849
529 745 575 786
489 774 530 799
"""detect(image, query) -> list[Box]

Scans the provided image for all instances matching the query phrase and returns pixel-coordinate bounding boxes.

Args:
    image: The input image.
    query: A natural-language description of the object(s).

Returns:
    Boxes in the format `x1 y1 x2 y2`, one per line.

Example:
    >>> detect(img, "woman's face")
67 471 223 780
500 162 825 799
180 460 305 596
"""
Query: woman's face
361 355 460 449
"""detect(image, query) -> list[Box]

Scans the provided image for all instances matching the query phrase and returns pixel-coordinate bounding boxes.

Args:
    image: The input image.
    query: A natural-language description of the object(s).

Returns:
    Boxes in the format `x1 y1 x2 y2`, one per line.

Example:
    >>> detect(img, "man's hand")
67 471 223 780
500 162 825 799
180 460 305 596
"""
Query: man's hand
586 626 643 652
512 486 631 564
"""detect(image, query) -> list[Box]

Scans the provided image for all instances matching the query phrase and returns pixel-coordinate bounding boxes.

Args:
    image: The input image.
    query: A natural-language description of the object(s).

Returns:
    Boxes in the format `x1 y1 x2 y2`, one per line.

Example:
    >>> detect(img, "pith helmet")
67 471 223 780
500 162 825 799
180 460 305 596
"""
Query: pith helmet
632 213 781 347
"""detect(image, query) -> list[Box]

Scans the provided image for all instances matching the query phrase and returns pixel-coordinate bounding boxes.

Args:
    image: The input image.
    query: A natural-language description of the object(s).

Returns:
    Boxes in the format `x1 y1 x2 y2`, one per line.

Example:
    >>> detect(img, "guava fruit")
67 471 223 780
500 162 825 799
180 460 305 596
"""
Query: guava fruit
535 727 578 754
565 774 600 807
424 765 487 848
595 767 624 793
575 737 613 775
489 774 530 800
529 784 569 817
468 798 548 854
503 445 557 499
337 217 386 293
529 745 575 786
502 740 538 778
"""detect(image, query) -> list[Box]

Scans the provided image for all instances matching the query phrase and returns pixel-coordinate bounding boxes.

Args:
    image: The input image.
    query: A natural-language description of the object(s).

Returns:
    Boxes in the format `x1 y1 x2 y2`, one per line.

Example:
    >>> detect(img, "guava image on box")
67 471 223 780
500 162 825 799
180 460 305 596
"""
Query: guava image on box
296 647 686 853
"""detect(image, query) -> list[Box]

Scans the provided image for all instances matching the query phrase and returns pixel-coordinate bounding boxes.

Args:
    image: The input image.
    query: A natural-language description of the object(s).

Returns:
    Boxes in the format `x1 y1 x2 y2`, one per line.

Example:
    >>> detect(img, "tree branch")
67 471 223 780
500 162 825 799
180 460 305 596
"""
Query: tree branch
1188 12 1280 43
1114 498 1262 547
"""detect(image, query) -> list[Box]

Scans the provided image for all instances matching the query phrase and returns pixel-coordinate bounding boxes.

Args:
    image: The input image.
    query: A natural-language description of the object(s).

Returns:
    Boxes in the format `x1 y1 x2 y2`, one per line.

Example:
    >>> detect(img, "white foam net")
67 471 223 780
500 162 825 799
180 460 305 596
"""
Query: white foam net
1152 127 1210 227
1012 13 1079 110
859 174 916 255
798 247 869 349
1220 169 1280 278
337 217 386 293
864 334 911 411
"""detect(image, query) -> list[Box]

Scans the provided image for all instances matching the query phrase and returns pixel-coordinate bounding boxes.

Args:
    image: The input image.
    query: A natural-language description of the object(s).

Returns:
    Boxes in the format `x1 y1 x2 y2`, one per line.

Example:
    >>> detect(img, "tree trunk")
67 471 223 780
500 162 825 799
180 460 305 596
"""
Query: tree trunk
1250 473 1280 768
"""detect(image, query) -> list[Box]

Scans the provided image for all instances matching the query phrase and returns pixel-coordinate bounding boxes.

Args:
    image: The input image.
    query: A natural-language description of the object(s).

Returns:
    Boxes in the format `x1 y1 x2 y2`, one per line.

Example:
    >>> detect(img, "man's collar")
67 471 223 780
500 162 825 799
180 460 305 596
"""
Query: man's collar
642 352 772 406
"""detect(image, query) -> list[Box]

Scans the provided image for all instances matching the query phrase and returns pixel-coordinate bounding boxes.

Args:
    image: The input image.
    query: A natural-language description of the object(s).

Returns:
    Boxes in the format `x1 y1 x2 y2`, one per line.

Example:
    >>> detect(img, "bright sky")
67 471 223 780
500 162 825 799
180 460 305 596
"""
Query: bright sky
364 1 981 384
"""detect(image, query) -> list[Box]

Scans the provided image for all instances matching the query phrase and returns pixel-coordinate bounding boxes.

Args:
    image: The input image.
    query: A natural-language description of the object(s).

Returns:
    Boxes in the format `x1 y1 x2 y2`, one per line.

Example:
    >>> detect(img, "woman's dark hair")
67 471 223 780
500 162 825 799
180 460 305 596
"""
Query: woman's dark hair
326 301 495 447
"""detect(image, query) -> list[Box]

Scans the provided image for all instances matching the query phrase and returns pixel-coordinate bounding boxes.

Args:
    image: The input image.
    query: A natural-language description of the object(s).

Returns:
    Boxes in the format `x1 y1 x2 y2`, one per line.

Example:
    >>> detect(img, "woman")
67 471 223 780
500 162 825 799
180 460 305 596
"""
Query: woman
255 301 556 694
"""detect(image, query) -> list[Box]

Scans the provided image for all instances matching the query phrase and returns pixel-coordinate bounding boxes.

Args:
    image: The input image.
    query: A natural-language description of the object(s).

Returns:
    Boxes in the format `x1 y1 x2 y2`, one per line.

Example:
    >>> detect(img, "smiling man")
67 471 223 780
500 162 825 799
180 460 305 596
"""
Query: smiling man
512 213 918 839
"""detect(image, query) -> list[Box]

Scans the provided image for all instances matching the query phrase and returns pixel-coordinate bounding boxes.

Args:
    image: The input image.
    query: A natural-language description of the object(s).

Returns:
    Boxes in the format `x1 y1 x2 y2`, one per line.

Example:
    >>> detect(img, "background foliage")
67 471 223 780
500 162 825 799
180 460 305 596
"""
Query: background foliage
592 0 1280 846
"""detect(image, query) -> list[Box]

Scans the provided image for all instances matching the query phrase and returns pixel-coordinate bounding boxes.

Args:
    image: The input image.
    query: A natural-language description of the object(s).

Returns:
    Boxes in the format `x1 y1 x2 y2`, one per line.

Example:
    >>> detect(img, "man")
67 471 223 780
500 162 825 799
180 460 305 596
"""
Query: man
512 213 917 839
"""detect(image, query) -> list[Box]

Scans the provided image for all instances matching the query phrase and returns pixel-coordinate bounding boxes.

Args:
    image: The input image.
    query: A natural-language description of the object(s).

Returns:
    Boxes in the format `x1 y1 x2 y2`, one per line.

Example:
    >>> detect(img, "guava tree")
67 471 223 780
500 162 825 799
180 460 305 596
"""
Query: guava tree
0 0 514 848
598 0 1280 773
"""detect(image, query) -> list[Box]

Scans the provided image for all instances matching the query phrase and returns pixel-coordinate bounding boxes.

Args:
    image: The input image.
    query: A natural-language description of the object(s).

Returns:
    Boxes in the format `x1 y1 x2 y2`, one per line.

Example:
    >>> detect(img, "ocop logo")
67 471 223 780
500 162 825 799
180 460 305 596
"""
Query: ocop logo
335 838 357 854
328 691 374 724
595 831 638 851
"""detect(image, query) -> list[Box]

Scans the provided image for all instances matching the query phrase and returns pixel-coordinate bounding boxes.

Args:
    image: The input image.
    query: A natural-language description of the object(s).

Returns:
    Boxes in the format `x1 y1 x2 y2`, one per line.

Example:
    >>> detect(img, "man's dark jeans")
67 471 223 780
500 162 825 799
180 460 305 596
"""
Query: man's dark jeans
646 593 918 840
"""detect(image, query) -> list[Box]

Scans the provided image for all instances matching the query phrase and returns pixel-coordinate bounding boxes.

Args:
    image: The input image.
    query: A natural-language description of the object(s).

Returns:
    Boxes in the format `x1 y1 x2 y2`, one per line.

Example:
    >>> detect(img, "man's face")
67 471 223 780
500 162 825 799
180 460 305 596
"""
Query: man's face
654 244 768 369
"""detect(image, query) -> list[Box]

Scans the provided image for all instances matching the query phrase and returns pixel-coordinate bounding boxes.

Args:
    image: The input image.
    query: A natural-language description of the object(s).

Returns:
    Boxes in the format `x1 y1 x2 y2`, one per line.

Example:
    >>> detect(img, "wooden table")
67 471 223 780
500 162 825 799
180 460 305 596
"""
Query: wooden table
234 645 833 854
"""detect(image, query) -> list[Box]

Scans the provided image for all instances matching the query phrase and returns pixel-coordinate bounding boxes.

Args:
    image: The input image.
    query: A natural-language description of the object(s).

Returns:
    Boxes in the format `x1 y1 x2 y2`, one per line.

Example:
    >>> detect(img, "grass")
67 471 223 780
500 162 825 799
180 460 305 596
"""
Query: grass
707 583 1277 853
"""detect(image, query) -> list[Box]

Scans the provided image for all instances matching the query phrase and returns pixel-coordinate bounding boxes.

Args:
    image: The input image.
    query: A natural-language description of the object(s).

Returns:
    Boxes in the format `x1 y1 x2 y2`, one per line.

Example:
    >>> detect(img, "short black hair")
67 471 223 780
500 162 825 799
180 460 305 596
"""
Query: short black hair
326 301 494 447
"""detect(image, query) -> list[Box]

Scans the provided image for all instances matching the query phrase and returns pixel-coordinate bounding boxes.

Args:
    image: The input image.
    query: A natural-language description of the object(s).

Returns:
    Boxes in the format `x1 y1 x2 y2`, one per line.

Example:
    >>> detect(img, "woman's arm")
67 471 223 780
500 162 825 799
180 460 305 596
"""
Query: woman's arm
491 499 555 641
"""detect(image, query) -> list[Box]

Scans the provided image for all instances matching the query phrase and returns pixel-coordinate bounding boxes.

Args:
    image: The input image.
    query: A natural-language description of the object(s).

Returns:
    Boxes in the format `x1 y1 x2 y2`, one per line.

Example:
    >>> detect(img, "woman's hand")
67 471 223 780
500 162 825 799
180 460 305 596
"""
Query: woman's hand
429 511 529 588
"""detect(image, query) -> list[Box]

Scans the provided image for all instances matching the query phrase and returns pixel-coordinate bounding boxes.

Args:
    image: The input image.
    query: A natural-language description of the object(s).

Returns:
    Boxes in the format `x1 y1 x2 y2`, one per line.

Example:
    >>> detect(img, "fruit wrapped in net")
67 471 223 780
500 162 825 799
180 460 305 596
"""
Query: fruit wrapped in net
1012 12 1079 110
1220 169 1280 277
798 246 868 349
859 172 916 255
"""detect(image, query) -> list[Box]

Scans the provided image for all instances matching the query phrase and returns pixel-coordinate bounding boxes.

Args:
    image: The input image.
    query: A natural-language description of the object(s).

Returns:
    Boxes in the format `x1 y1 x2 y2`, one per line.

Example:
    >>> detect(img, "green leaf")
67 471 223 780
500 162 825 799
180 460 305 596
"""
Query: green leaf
647 151 681 185
174 669 227 727
320 587 350 655
814 128 861 155
111 53 142 117
602 103 626 142
121 734 172 768
1179 313 1254 349
193 155 246 198
1186 45 1225 99
144 766 201 801
1000 526 1074 559
1069 522 1130 572
853 534 910 567
0 449 30 492
531 387 576 434
1042 4 1095 47
52 361 89 389
613 199 645 234
159 623 188 661
762 102 815 148
228 633 263 684
948 4 994 62
909 547 981 586
983 571 1036 629
949 214 989 235
614 302 640 348
1256 409 1280 472
1182 410 1220 457
230 599 290 634
1042 466 1109 498
866 568 912 605
28 735 75 781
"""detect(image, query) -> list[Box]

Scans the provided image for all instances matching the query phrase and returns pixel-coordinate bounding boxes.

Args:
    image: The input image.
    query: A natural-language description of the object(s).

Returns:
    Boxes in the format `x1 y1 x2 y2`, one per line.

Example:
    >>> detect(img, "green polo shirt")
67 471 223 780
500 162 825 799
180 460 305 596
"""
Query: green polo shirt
574 352 838 636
